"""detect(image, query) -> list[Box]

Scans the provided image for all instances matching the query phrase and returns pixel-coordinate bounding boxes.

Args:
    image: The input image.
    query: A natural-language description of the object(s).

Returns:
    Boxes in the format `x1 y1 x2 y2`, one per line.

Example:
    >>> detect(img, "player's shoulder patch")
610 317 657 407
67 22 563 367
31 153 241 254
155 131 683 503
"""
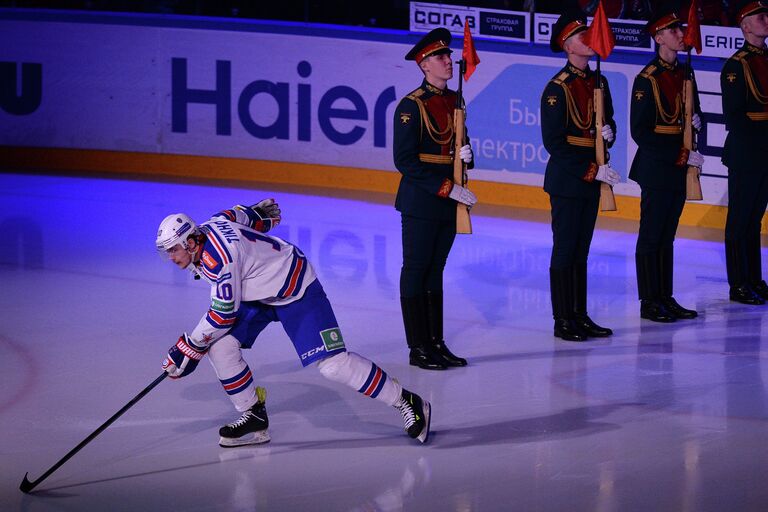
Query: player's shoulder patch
201 249 223 272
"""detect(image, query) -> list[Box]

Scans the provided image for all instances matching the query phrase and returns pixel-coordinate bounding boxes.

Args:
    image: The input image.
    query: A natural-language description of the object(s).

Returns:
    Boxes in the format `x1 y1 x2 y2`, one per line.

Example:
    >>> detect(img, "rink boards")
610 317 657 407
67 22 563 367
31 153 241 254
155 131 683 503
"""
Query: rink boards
0 8 762 230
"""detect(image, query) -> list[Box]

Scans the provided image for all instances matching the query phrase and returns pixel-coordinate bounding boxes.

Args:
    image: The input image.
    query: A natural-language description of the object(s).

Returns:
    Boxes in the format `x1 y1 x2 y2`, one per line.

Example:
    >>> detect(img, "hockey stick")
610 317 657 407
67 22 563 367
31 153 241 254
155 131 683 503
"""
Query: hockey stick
20 372 168 494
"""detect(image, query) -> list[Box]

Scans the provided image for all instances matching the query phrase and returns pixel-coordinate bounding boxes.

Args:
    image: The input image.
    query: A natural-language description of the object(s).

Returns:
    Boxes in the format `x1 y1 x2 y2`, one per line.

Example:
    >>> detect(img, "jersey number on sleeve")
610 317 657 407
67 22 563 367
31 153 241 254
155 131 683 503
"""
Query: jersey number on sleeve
215 272 233 300
239 229 281 251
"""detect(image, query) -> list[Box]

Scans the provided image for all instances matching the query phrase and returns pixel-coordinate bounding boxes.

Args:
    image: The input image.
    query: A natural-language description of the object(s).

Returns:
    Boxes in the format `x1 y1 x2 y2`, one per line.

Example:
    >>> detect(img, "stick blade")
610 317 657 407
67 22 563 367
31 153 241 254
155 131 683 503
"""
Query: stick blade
19 473 35 494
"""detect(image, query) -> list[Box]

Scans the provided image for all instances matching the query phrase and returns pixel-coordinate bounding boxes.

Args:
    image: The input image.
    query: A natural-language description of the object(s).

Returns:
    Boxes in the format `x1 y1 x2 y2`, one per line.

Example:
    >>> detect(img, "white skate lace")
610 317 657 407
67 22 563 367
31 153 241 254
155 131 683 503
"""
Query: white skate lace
397 399 417 430
227 410 255 429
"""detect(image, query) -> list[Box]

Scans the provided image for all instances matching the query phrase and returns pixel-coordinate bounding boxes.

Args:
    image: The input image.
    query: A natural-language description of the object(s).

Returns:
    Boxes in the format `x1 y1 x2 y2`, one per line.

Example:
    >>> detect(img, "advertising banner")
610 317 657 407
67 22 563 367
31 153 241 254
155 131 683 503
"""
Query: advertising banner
410 2 530 43
533 12 651 52
0 11 731 206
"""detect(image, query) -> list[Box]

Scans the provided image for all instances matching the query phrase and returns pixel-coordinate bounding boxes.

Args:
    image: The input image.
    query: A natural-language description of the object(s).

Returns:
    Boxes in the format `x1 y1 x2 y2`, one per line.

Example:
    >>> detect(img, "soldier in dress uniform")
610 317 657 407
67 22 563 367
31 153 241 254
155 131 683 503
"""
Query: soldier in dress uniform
721 0 768 305
540 8 620 342
628 8 705 322
393 28 477 369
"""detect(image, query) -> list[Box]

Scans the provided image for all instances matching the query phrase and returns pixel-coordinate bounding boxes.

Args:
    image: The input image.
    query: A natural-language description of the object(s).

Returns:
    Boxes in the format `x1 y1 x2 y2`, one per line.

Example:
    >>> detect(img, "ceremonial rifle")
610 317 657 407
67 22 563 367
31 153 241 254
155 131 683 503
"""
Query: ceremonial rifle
594 56 617 211
683 48 703 200
453 58 472 234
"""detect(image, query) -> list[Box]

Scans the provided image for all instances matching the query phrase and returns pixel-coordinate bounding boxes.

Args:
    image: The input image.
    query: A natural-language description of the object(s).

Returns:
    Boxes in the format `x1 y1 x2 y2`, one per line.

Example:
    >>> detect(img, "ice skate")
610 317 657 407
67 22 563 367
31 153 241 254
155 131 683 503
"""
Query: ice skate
395 389 431 444
219 387 270 447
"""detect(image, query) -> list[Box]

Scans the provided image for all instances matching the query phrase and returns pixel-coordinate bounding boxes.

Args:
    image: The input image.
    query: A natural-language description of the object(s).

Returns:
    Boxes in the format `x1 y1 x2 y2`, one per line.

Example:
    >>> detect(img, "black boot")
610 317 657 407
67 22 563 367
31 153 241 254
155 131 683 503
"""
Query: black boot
426 290 467 367
572 262 612 337
747 234 768 302
751 280 768 301
640 300 677 322
726 240 765 305
550 267 588 341
636 252 676 322
729 284 765 305
658 246 697 319
400 296 446 370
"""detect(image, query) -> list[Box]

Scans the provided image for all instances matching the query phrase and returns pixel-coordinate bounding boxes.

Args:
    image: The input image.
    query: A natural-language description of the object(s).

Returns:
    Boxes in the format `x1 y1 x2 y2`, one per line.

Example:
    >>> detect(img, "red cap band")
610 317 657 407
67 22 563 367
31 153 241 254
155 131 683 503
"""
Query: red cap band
416 40 450 64
648 13 681 35
738 1 768 23
556 20 587 50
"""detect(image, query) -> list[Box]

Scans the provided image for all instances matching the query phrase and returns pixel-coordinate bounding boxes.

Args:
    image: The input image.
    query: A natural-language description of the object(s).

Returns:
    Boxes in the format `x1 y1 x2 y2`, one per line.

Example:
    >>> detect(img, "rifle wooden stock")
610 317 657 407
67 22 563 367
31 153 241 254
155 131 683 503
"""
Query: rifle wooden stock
453 107 472 234
683 78 703 201
594 88 617 212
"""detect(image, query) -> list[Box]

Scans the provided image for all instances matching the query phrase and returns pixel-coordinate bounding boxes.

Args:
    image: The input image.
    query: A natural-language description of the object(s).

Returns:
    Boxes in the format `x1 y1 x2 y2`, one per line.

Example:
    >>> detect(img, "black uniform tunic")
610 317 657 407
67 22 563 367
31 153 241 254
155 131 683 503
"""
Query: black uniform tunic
629 56 701 258
540 63 616 270
721 43 768 287
393 79 467 296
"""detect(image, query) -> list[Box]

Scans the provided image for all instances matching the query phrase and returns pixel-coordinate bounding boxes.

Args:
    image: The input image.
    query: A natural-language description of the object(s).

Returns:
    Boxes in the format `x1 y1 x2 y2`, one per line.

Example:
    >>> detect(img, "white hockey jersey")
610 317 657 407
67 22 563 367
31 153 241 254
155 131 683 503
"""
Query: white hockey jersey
188 207 316 347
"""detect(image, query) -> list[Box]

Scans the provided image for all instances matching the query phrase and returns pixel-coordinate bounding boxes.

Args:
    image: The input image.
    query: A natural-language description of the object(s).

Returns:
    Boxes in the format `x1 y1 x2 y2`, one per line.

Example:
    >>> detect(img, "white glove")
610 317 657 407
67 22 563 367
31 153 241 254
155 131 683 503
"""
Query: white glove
687 150 705 167
600 124 614 143
459 144 473 164
692 113 701 131
449 184 477 207
595 164 620 186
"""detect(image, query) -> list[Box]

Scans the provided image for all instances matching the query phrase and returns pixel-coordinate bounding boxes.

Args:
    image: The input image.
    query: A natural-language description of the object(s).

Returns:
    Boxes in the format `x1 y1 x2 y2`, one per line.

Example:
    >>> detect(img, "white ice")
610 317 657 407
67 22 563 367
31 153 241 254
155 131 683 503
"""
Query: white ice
1 172 767 511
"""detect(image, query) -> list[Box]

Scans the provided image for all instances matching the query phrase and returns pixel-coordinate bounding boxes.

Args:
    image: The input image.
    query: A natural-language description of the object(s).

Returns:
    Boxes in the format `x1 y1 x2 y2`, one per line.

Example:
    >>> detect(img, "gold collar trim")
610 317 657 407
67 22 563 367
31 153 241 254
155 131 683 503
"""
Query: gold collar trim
424 82 445 95
567 64 588 78
656 57 677 70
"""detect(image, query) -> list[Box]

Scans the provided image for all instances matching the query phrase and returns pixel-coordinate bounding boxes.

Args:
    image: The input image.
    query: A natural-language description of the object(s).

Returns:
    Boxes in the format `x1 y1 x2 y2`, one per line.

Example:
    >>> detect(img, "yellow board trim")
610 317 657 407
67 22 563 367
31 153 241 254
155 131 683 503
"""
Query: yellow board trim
746 112 768 120
1 146 764 232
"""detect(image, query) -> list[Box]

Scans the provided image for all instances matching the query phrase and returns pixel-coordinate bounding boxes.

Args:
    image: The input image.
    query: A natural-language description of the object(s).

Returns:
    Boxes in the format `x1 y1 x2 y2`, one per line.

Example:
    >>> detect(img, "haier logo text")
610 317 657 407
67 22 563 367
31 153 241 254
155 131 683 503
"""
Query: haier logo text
0 62 42 115
171 59 396 147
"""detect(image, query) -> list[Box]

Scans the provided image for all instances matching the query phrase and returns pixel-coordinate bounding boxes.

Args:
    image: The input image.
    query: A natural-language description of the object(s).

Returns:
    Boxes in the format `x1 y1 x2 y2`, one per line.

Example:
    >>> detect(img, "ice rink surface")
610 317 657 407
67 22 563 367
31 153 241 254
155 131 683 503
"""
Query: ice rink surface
2 172 767 511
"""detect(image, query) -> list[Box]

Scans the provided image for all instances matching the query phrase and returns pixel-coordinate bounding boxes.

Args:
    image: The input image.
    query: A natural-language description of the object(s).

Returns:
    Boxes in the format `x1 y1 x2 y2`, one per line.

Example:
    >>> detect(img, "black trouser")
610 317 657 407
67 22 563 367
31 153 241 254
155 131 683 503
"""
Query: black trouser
636 188 686 256
549 194 598 319
725 168 768 287
400 214 456 297
635 188 685 300
549 194 599 270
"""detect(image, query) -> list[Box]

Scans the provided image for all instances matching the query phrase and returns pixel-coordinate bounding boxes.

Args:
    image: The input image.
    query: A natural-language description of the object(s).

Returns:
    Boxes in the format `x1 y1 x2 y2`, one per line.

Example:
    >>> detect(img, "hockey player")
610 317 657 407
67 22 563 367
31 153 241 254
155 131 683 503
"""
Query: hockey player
156 199 431 447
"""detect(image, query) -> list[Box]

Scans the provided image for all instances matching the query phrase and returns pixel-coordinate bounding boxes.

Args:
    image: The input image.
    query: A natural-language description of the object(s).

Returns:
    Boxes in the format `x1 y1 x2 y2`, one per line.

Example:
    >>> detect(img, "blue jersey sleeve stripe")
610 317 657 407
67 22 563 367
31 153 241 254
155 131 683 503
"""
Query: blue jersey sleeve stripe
242 208 261 227
211 210 236 221
207 229 234 263
206 309 237 328
200 265 220 281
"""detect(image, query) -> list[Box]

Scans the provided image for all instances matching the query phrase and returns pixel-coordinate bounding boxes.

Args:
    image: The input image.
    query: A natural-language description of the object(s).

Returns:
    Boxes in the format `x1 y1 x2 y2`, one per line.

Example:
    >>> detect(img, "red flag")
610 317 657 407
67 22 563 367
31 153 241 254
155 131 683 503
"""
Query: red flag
462 19 480 81
584 0 615 60
683 0 702 54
